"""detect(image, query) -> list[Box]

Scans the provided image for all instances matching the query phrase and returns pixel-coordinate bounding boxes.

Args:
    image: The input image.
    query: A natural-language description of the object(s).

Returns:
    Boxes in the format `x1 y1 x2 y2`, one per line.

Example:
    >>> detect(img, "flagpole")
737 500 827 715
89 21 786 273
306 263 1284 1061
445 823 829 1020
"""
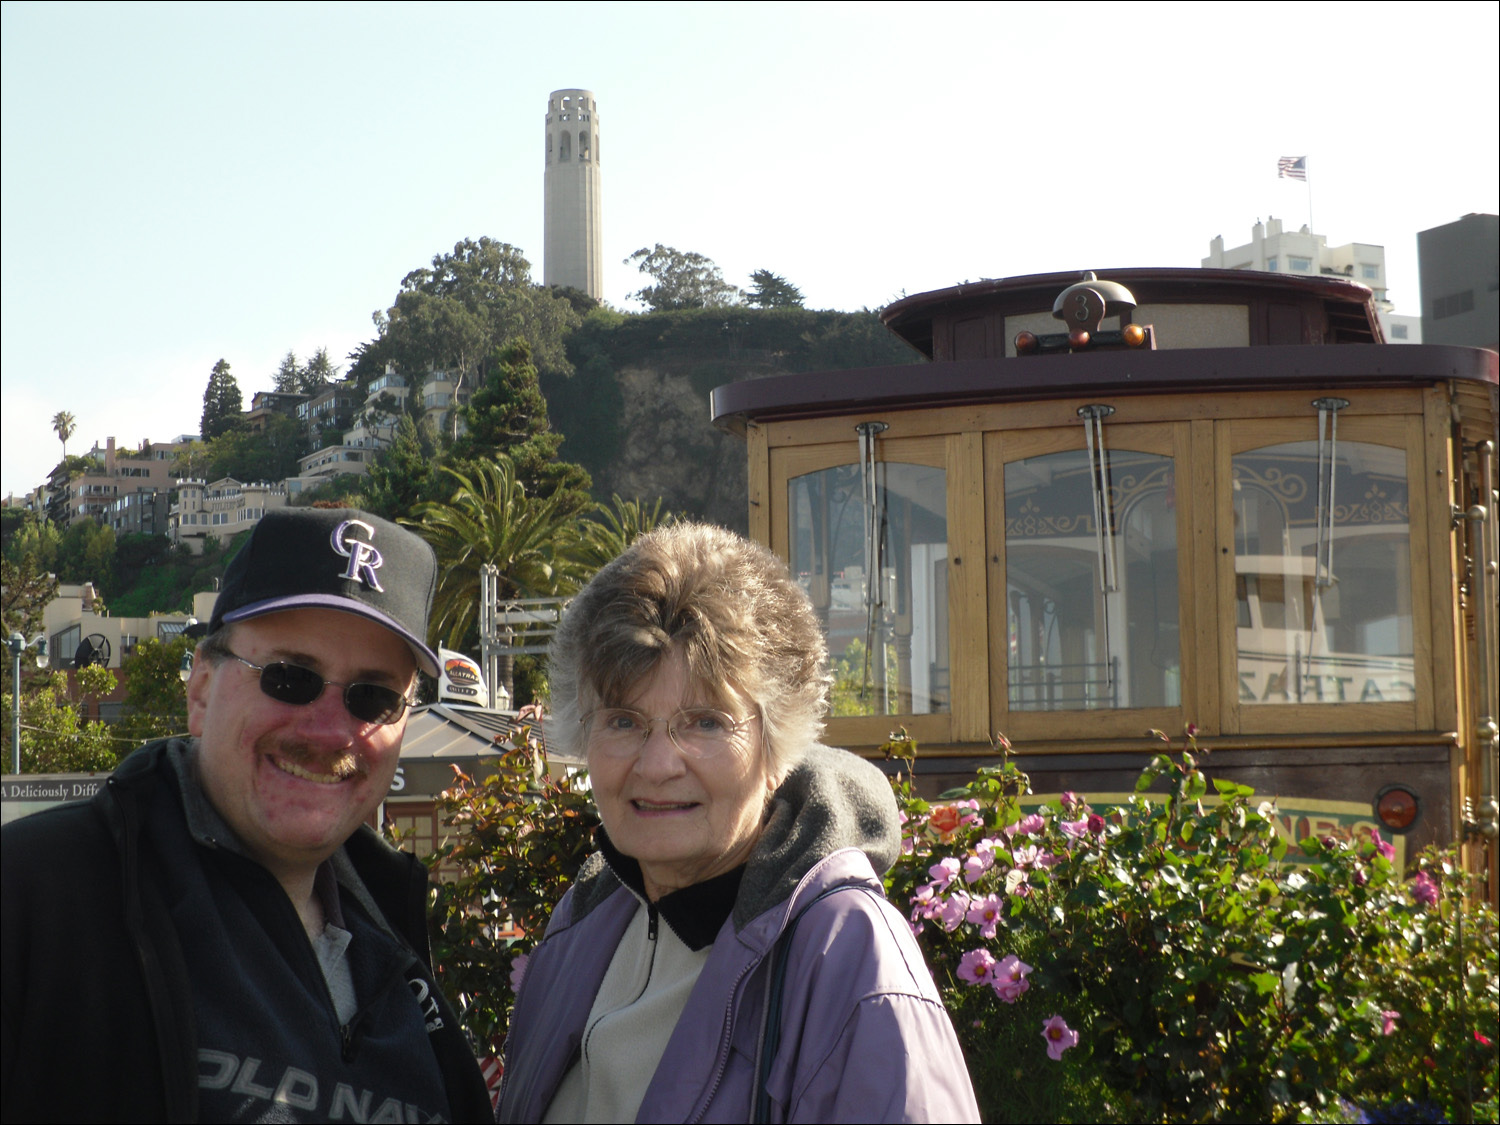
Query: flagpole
1305 158 1314 232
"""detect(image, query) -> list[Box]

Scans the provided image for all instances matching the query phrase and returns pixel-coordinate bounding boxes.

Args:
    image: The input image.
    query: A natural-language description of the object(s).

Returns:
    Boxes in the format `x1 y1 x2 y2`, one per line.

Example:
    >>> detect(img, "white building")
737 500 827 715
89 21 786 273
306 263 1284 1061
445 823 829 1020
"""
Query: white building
169 477 288 553
1203 218 1420 343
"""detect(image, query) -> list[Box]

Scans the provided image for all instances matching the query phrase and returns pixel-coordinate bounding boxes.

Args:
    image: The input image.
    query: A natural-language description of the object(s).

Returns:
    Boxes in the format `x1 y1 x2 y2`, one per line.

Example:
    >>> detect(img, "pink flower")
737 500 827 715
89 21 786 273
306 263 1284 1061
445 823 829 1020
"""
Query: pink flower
1353 867 1369 887
1476 1030 1494 1047
1006 813 1045 838
1380 1010 1399 1036
1086 813 1105 835
937 892 971 932
957 948 997 985
963 851 993 884
928 857 961 889
1372 829 1396 862
1060 790 1081 809
1411 870 1440 906
1012 844 1042 870
1060 818 1090 840
993 954 1032 1003
965 894 1004 939
1004 868 1032 898
509 952 529 992
1041 1014 1079 1060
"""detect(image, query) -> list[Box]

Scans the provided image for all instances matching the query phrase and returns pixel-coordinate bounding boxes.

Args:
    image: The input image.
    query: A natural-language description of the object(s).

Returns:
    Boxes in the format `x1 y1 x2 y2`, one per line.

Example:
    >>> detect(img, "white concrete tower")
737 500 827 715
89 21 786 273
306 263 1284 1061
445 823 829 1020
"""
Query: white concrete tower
543 89 603 300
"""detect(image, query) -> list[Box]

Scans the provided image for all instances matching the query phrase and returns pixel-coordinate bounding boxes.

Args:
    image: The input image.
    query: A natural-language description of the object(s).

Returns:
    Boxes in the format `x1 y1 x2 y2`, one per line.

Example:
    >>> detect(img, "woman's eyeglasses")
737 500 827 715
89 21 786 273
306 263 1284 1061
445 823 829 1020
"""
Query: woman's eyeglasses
223 651 412 726
581 706 757 759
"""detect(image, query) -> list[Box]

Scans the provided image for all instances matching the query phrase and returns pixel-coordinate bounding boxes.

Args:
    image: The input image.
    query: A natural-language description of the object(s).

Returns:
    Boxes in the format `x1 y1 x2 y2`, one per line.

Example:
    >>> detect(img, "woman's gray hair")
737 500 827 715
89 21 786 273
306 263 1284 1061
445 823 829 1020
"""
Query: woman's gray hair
549 522 831 781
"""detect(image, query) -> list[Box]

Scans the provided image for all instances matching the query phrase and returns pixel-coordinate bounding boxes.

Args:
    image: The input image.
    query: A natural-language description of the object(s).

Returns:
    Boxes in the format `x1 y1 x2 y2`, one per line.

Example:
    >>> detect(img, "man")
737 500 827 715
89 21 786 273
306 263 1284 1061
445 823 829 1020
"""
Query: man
2 509 492 1123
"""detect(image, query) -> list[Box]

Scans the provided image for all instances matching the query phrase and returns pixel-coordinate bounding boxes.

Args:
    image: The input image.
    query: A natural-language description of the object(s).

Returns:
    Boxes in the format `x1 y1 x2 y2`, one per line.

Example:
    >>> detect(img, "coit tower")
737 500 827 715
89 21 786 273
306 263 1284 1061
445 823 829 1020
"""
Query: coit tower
543 89 603 300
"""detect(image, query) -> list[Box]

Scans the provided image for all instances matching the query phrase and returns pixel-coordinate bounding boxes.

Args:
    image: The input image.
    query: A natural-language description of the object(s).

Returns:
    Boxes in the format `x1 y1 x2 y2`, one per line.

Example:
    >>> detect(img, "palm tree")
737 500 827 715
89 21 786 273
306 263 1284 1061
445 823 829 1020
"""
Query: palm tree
51 411 76 462
575 494 674 572
404 456 588 666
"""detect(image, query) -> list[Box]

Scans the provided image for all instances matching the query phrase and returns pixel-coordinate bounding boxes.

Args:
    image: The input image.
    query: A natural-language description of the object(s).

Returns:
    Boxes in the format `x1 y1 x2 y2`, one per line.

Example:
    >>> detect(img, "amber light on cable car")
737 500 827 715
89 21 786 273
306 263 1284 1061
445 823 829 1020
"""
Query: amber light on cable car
1122 323 1147 347
1377 786 1420 832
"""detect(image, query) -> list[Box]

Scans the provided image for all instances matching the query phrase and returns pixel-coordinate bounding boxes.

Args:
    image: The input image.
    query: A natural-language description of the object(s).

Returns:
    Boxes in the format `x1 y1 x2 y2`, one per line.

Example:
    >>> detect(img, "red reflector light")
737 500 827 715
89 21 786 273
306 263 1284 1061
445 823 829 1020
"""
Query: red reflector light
1376 786 1418 831
1068 329 1090 349
1015 331 1038 354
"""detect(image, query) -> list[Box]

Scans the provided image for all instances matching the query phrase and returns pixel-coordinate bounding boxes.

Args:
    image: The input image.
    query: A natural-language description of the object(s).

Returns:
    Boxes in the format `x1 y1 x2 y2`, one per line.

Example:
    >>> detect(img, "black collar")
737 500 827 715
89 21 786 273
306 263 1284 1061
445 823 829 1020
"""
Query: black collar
598 828 744 952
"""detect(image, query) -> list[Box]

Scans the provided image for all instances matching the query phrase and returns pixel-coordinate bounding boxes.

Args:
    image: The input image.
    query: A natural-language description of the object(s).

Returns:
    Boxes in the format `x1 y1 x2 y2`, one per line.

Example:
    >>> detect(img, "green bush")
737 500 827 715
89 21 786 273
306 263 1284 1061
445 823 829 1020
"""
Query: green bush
418 733 598 1053
884 730 1498 1123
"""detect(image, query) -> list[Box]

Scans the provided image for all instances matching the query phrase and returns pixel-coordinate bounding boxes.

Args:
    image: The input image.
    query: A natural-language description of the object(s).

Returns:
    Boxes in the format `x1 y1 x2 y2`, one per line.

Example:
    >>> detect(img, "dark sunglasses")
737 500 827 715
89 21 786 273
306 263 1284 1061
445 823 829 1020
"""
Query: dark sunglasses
223 651 413 726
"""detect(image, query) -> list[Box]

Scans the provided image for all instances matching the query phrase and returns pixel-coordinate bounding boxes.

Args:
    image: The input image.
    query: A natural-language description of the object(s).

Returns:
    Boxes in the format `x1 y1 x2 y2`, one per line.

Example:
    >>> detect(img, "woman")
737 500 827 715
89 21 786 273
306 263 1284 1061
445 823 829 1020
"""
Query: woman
498 523 979 1123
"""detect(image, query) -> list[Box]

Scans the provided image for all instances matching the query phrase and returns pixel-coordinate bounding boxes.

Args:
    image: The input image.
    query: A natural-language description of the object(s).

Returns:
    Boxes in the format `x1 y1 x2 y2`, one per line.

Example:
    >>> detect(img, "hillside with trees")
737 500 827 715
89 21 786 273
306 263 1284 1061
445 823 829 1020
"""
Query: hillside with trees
13 237 922 662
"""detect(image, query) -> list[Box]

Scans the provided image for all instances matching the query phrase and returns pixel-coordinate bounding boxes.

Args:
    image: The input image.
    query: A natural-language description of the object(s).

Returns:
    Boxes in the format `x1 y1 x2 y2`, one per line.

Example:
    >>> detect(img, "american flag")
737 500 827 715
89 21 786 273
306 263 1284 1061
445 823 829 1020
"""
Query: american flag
1278 156 1307 181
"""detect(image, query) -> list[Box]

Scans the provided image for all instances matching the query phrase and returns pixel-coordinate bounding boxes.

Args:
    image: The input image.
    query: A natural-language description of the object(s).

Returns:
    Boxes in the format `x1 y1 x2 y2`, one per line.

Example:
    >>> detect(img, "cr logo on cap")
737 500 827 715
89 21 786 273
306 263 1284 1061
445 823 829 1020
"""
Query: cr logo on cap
331 520 385 591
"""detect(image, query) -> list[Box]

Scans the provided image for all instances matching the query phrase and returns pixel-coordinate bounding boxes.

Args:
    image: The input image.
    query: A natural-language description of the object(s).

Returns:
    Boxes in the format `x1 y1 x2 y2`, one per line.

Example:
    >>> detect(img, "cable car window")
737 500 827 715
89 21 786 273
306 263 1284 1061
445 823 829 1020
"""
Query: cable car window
1231 440 1413 705
1004 448 1180 711
789 462 948 717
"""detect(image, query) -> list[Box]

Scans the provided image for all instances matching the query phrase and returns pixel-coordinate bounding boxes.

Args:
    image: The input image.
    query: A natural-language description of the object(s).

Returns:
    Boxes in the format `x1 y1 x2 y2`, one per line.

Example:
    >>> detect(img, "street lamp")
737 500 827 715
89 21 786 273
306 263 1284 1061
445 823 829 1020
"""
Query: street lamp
178 617 198 683
8 632 49 774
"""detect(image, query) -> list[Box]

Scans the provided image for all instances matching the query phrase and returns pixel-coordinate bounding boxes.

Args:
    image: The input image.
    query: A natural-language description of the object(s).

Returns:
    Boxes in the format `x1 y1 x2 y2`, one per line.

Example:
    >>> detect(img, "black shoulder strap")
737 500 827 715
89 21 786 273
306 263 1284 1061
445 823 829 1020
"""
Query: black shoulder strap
753 884 865 1125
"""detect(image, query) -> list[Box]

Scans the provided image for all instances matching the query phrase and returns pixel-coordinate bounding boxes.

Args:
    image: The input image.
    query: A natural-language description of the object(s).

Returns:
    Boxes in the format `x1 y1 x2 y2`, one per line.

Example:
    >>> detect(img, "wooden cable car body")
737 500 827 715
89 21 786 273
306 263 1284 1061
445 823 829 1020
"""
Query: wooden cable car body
712 268 1499 893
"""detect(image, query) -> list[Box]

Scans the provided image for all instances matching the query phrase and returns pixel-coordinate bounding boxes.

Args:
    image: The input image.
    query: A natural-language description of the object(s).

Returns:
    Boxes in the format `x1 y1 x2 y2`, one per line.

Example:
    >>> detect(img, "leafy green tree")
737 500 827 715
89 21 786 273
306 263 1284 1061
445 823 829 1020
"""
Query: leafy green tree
302 346 340 393
449 339 591 515
273 350 303 393
55 520 114 588
374 239 583 439
404 458 587 697
625 244 743 311
200 359 243 441
1 556 59 764
747 269 805 309
547 284 600 316
4 514 62 573
51 410 77 460
362 414 442 520
344 335 398 391
1 669 121 773
203 413 309 483
114 635 193 746
168 439 208 480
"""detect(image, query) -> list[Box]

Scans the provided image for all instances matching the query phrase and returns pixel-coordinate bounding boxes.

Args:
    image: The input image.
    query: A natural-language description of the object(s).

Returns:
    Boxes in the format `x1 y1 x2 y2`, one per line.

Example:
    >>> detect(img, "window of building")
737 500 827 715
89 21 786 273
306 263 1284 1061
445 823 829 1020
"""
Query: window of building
1361 264 1380 279
1289 257 1313 272
1433 290 1476 319
1265 258 1278 272
1390 324 1409 339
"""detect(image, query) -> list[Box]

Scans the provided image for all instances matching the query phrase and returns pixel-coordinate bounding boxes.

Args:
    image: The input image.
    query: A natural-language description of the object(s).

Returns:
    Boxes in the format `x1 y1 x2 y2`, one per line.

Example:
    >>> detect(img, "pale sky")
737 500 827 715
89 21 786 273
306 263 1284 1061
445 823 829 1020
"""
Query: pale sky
3 1 1497 498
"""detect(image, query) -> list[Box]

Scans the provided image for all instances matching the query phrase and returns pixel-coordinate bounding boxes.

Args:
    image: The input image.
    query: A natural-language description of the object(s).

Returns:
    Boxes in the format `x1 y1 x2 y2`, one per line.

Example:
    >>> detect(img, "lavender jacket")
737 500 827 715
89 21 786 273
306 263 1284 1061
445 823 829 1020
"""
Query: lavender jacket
497 745 980 1124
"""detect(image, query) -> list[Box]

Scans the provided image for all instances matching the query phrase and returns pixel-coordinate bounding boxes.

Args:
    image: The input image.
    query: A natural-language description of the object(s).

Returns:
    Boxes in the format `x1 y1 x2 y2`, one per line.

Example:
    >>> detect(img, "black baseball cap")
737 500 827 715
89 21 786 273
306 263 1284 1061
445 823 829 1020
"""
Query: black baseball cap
208 508 440 677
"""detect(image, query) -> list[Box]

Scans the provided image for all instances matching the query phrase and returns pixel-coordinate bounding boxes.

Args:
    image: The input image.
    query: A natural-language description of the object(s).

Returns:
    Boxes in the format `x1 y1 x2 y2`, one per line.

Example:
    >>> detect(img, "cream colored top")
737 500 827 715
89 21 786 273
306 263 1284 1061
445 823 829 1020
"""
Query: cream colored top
542 902 711 1124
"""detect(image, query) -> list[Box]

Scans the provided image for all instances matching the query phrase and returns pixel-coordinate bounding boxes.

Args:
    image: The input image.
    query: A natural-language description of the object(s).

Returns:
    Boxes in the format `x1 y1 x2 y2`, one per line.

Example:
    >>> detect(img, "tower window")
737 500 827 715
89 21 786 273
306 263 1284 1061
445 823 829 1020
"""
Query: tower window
560 131 571 161
579 129 590 160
